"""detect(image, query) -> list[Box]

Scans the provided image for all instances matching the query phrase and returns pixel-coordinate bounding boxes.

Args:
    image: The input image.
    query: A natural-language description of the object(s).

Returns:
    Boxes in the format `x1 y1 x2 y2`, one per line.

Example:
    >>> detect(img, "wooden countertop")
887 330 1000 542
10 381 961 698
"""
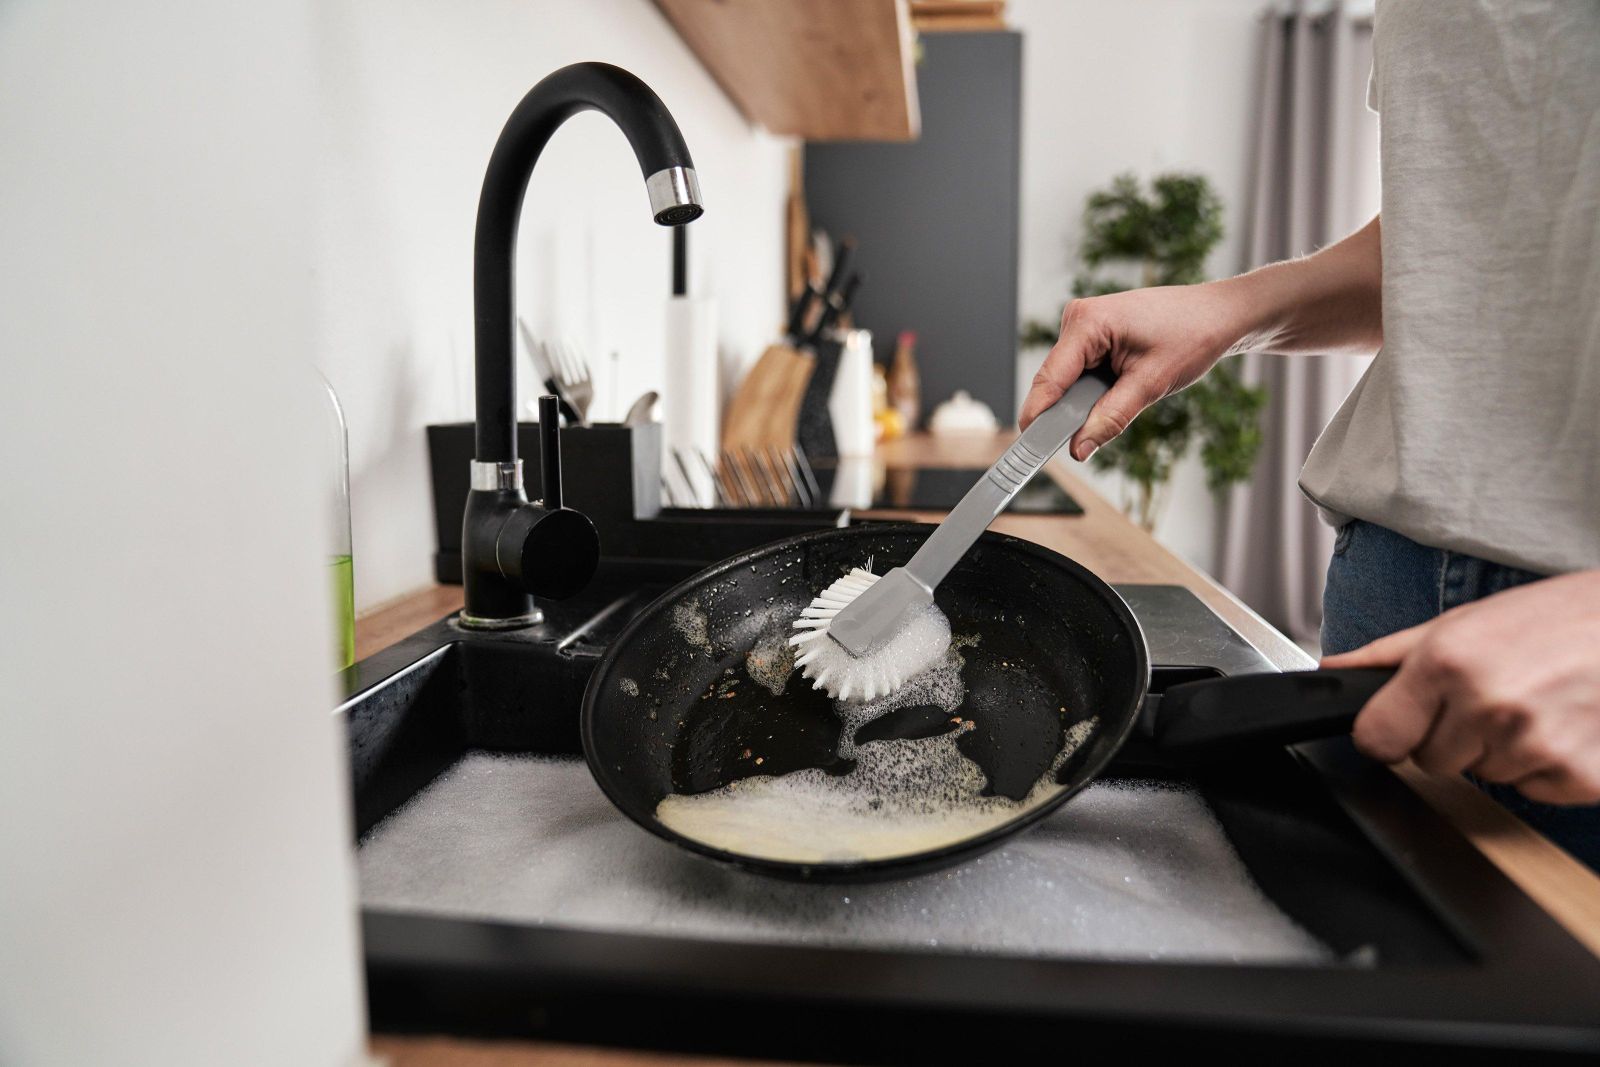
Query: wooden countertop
361 431 1600 1066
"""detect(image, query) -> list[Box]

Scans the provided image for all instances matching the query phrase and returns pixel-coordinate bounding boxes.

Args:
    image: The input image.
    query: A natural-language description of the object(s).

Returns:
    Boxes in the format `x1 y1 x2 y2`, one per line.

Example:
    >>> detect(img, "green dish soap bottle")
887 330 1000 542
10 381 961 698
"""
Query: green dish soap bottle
320 372 355 669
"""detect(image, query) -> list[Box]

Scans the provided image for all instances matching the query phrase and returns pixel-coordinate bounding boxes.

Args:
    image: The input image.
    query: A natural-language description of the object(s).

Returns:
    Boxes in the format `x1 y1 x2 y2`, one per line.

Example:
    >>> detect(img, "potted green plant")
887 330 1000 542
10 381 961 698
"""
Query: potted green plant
1022 172 1265 531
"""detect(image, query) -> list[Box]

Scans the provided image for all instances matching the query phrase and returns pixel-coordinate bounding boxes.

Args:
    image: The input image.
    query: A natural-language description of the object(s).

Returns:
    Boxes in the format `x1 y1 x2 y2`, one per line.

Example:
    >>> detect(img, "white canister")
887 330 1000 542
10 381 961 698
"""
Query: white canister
829 328 876 458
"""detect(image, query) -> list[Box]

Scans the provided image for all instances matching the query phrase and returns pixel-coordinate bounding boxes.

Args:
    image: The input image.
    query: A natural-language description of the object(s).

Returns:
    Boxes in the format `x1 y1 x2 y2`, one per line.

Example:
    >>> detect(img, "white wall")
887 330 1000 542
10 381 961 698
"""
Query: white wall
1010 0 1268 569
313 0 791 611
0 3 365 1064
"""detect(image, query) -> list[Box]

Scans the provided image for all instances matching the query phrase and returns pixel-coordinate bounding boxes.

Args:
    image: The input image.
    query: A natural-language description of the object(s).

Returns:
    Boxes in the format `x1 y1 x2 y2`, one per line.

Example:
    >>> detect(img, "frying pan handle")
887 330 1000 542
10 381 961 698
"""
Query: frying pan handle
1153 668 1397 757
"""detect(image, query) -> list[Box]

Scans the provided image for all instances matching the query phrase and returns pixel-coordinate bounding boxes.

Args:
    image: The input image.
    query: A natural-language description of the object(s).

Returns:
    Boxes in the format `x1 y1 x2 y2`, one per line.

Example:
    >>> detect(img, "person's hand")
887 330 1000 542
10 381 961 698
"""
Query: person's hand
1323 570 1600 804
1019 283 1246 460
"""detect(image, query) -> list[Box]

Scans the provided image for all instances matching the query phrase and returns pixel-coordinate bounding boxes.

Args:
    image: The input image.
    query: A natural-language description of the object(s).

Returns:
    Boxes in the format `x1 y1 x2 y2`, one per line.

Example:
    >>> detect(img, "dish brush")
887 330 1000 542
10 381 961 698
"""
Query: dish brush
790 365 1115 701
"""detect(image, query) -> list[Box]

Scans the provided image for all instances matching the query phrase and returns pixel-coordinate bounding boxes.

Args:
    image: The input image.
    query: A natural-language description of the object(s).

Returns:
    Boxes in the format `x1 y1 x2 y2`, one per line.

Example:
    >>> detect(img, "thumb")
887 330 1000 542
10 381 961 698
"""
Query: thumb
1068 374 1157 461
1321 621 1431 669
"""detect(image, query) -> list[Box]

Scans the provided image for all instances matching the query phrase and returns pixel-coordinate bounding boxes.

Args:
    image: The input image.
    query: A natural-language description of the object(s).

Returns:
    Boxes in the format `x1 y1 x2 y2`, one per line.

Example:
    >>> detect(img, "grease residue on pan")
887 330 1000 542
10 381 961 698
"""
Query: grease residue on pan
656 631 1100 863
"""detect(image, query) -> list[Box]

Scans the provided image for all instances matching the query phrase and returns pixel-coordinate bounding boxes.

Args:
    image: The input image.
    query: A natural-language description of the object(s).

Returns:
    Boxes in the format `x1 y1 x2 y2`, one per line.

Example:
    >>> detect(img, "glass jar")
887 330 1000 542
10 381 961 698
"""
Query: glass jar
319 372 355 669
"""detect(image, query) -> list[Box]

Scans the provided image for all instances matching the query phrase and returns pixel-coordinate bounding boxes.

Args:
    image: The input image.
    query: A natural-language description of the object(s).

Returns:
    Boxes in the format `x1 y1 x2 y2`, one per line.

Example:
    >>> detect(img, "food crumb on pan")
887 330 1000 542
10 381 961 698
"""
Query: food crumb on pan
619 677 639 697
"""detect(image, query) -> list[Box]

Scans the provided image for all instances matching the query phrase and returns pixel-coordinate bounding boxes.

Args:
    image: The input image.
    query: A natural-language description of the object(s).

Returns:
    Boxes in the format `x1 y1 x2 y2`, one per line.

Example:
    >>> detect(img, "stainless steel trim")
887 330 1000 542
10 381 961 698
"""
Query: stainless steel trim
646 166 703 222
330 644 453 717
470 459 523 491
457 608 544 630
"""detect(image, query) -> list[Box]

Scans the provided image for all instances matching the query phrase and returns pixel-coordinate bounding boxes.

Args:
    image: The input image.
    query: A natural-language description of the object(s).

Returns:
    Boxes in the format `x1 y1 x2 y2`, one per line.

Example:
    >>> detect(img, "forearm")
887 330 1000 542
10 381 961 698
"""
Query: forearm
1022 216 1384 442
1213 215 1384 357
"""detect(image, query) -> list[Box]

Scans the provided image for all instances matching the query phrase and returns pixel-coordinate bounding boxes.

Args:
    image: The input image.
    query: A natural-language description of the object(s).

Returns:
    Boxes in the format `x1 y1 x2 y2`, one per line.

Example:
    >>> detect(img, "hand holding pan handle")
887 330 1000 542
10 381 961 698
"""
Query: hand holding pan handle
1153 668 1398 758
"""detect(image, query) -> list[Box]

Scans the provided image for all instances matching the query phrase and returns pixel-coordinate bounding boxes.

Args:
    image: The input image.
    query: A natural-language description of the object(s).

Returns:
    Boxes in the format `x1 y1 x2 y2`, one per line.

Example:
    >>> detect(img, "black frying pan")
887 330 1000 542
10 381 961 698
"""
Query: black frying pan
581 524 1390 881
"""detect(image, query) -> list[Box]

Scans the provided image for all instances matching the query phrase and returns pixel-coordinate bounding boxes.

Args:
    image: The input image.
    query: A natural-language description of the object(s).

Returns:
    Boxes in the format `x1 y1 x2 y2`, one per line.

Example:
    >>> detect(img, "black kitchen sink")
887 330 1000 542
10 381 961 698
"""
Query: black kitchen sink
340 570 1600 1062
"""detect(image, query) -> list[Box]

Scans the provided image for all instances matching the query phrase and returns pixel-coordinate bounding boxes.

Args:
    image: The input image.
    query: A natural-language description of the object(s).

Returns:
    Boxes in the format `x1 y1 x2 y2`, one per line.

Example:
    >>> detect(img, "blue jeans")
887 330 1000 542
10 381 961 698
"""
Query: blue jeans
1322 520 1600 871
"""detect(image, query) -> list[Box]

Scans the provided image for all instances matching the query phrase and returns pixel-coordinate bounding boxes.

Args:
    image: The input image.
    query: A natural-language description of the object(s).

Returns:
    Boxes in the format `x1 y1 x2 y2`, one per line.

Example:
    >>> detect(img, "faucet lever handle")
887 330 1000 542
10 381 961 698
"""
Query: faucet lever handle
538 394 563 509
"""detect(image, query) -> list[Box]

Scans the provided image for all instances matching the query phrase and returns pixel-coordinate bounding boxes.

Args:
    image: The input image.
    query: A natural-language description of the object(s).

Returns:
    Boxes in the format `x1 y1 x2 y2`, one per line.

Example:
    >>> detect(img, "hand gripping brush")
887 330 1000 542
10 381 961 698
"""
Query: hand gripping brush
790 365 1116 701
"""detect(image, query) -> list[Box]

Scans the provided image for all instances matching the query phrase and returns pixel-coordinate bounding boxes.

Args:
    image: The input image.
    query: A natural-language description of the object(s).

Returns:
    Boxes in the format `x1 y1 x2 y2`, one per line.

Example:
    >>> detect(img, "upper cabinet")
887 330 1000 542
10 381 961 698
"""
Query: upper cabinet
652 0 922 141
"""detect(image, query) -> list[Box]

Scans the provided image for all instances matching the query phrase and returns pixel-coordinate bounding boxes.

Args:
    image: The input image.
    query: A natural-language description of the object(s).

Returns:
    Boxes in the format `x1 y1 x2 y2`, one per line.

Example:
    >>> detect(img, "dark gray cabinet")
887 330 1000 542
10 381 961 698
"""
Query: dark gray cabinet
804 31 1022 425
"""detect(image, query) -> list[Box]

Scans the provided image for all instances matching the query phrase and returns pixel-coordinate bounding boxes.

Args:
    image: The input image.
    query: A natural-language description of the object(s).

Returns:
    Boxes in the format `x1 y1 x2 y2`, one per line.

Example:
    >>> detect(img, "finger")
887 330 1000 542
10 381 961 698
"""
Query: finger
1068 374 1159 461
1350 663 1444 765
1469 710 1578 787
1321 622 1431 669
1020 371 1068 432
1462 718 1534 784
1411 707 1488 777
1510 768 1600 807
1020 305 1105 429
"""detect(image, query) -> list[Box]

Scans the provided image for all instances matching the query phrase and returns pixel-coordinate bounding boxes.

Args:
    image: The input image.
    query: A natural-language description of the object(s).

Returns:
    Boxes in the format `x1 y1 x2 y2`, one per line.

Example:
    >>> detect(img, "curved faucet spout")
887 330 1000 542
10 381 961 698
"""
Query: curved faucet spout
462 62 702 628
473 61 703 463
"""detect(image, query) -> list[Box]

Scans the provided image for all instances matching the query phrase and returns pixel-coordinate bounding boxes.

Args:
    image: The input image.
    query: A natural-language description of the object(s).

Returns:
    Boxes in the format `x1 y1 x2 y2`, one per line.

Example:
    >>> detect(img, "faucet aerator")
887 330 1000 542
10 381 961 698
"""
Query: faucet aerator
656 204 704 226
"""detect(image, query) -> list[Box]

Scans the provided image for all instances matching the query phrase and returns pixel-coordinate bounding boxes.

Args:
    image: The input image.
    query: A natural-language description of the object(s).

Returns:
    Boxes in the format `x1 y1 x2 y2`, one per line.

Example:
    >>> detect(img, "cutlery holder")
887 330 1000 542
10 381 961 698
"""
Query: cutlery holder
427 421 843 581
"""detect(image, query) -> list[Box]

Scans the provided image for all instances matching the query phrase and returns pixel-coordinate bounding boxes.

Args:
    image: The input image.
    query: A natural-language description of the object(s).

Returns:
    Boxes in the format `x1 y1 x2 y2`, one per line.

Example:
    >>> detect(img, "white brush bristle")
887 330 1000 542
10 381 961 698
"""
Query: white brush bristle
788 566 952 702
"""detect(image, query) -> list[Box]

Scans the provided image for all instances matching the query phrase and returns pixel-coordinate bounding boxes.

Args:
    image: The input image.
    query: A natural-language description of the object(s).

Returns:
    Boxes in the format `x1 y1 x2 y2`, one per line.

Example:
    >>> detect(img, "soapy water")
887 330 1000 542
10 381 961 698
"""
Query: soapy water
654 714 1098 864
355 567 1329 962
357 753 1331 964
655 616 1100 864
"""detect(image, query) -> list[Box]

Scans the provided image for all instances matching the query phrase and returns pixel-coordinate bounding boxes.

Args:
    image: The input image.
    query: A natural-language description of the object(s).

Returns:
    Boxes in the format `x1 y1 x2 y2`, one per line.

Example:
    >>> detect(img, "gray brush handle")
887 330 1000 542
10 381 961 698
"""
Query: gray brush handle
904 365 1114 591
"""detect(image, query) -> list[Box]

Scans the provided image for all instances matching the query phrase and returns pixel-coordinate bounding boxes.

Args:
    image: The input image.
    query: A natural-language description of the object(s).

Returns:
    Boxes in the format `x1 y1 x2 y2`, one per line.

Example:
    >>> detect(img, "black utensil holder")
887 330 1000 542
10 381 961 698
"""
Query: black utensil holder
427 421 842 582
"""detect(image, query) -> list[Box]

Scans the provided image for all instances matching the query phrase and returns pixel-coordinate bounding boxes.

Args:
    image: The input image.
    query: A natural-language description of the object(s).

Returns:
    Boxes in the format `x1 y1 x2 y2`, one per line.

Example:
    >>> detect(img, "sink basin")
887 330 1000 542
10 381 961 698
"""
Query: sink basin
341 560 698 836
337 572 1600 1060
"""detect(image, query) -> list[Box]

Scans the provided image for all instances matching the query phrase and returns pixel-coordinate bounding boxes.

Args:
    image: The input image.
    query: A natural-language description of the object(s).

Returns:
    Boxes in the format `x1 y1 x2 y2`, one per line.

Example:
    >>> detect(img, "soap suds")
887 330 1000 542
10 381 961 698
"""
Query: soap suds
744 619 795 696
358 753 1330 964
672 599 711 650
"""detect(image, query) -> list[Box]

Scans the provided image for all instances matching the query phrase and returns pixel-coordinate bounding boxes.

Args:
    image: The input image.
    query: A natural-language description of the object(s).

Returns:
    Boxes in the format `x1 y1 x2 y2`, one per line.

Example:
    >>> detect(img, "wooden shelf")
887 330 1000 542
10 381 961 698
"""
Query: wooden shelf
652 0 921 141
911 0 1007 33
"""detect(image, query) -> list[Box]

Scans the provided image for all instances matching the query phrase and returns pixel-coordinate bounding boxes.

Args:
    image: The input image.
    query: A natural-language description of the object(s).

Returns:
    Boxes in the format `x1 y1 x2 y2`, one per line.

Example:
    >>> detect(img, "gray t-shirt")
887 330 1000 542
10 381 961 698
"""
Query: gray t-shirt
1298 0 1600 575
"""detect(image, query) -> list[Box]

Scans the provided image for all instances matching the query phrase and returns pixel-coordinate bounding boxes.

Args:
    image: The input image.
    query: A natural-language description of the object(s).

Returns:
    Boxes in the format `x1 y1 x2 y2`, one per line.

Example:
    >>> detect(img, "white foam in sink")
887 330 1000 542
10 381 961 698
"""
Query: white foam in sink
357 753 1330 964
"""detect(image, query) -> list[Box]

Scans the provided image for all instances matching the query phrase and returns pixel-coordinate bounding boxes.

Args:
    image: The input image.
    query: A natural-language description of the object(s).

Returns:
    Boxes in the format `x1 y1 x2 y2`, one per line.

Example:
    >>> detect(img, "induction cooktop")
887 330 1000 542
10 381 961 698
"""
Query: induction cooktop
876 465 1083 514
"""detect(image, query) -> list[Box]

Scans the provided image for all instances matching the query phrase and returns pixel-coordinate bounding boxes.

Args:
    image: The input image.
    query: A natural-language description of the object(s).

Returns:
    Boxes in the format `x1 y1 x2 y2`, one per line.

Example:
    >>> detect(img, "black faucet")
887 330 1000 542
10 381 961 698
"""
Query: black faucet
461 62 704 629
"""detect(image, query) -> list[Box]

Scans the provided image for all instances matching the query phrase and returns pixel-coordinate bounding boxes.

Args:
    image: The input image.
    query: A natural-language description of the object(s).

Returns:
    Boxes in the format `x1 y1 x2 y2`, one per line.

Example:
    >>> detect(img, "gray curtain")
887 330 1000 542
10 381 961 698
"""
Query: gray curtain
1218 1 1378 646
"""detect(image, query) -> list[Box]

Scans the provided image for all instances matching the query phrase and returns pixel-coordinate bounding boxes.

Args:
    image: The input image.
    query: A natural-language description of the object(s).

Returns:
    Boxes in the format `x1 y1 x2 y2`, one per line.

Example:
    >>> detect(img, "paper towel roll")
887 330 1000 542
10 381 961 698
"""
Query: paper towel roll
828 328 876 458
662 296 719 506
